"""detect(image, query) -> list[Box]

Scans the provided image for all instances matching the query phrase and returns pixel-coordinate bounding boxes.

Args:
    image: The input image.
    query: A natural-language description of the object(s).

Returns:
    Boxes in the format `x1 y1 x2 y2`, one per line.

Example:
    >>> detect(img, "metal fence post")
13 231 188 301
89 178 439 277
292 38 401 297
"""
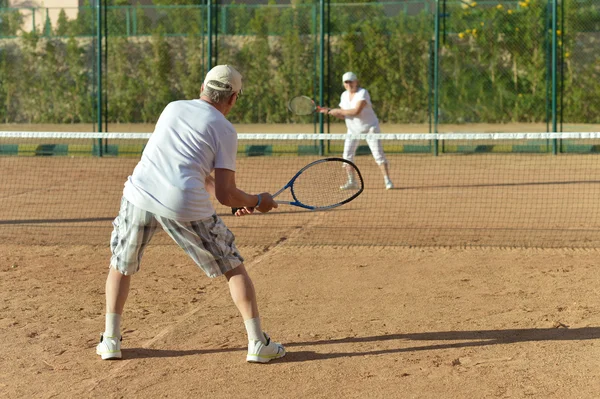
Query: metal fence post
433 0 440 156
318 0 325 155
207 0 212 70
96 0 103 156
551 0 558 154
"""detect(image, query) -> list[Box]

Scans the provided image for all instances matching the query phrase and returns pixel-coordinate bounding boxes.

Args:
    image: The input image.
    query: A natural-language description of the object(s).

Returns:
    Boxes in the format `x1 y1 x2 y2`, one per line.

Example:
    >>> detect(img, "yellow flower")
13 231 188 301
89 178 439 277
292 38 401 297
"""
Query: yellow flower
518 94 523 98
458 32 465 39
466 29 471 34
472 29 478 36
496 4 503 9
508 9 513 14
461 0 475 9
565 52 571 58
516 27 520 31
557 30 561 36
519 1 528 7
480 22 485 26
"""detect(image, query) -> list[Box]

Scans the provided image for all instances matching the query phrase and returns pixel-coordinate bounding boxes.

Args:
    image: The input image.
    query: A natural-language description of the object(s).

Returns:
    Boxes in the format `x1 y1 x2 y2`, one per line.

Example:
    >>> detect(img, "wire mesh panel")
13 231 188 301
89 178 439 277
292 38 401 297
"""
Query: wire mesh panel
326 2 434 126
562 0 600 132
0 2 597 130
2 131 600 248
436 0 600 132
1 2 600 250
0 132 145 245
0 5 209 126
214 3 321 125
437 0 549 131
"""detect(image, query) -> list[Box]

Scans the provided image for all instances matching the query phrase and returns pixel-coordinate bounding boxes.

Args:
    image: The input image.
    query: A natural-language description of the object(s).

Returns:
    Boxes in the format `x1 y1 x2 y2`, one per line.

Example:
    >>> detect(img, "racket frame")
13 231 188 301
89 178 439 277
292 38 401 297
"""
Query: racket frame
272 157 364 210
231 157 364 214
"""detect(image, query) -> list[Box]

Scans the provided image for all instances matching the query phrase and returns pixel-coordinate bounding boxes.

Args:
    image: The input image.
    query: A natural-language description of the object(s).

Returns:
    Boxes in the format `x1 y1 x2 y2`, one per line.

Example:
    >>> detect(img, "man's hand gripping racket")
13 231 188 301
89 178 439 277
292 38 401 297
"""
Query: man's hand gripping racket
232 158 364 215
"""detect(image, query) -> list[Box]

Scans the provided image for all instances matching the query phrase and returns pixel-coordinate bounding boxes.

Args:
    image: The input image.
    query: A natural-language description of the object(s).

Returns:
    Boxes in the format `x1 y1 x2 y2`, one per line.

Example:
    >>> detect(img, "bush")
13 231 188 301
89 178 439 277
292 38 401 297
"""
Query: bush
0 1 597 125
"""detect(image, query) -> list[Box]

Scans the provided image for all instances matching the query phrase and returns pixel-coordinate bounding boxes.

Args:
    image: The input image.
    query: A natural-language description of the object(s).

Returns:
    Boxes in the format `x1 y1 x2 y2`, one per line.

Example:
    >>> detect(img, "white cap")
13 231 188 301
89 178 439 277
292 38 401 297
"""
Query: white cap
204 65 243 93
342 72 357 83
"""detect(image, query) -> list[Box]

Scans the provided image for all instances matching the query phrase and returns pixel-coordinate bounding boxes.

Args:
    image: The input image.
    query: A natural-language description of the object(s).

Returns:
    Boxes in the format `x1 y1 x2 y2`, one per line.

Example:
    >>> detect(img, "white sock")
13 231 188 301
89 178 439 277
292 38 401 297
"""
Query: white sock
105 313 121 338
385 176 392 184
244 318 266 343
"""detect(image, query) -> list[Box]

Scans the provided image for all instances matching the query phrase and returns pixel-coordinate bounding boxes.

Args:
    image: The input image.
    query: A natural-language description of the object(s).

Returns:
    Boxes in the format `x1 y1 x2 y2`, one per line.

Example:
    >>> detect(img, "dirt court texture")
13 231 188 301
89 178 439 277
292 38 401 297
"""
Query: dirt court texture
3 126 600 398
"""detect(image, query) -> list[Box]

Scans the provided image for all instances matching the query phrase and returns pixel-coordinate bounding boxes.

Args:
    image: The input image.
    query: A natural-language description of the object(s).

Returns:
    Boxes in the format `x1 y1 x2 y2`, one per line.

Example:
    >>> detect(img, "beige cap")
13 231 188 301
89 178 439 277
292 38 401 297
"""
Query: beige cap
342 72 357 83
204 65 243 93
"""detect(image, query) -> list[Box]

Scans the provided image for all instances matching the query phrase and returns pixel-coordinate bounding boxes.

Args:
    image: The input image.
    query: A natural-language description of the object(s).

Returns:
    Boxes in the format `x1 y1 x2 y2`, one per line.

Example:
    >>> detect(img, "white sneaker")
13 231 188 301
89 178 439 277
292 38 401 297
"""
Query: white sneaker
340 181 359 190
385 181 394 190
96 333 122 360
247 333 286 363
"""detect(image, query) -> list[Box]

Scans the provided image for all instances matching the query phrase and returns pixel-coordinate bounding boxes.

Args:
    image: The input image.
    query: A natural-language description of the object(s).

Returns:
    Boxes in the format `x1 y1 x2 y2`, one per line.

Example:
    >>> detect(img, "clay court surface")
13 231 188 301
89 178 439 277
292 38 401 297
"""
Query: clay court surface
3 124 600 398
4 244 600 398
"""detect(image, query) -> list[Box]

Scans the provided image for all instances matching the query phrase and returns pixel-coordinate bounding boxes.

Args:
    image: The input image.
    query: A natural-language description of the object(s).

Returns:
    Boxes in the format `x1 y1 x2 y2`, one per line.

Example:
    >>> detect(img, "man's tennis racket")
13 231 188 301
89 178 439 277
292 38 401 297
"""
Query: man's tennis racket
288 96 326 116
232 158 364 213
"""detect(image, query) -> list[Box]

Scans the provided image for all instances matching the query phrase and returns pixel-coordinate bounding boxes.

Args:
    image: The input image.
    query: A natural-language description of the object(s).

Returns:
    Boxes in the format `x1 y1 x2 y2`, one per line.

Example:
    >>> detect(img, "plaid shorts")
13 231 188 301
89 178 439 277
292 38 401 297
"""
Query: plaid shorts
110 197 244 277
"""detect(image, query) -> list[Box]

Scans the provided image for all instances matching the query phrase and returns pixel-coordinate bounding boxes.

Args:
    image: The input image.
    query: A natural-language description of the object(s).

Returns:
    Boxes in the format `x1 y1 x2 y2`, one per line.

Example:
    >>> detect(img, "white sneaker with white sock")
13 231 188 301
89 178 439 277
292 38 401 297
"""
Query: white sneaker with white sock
96 333 122 360
385 177 394 190
247 333 286 363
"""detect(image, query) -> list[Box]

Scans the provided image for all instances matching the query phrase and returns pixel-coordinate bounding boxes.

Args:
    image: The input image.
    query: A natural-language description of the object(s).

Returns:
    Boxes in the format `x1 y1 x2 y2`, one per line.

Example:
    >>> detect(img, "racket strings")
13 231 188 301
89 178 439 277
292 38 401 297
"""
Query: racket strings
288 96 315 116
292 161 361 208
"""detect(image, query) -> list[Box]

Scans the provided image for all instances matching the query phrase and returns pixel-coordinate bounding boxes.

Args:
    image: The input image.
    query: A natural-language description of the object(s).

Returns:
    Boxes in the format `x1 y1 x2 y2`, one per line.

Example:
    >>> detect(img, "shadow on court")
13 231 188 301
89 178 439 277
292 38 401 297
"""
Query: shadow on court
122 327 600 361
0 217 113 225
401 179 600 191
280 327 600 362
124 346 242 359
0 208 360 225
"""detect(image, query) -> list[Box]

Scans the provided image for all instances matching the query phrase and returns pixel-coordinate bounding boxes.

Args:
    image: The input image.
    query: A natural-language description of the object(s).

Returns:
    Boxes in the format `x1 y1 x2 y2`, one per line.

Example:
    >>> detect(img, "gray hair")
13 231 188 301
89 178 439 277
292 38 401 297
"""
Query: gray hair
200 80 236 104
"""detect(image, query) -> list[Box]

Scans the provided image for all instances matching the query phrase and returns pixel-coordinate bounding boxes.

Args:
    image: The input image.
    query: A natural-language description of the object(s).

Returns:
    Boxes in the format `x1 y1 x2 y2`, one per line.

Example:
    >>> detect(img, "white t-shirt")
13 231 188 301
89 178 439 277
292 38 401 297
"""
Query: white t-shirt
123 99 237 221
339 87 380 134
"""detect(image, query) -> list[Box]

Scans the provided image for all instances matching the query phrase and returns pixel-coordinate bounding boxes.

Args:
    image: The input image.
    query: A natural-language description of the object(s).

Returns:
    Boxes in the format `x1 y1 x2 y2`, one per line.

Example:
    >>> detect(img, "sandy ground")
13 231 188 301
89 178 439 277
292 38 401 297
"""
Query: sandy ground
2 244 600 398
2 123 600 398
2 152 600 248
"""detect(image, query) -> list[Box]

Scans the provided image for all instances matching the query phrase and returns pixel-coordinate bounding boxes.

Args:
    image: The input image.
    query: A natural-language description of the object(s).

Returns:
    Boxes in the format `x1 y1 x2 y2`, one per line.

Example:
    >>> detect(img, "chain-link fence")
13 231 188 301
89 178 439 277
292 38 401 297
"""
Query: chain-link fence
434 0 600 132
437 0 549 130
0 1 598 132
562 0 600 132
325 2 434 129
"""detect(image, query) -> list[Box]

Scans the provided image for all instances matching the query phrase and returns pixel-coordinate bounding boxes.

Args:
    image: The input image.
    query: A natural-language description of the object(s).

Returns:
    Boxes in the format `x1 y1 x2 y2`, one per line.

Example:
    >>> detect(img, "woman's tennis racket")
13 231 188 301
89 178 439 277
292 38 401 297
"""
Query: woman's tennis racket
232 158 364 213
288 96 323 115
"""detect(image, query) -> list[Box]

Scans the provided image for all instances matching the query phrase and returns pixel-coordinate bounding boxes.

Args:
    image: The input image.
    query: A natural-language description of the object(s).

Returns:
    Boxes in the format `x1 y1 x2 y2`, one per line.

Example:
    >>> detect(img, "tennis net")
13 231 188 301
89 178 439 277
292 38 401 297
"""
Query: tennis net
2 131 600 248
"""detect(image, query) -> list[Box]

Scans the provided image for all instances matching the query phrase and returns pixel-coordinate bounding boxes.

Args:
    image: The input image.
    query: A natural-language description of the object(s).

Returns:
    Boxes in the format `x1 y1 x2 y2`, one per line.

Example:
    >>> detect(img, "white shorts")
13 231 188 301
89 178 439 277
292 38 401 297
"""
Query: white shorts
109 197 244 277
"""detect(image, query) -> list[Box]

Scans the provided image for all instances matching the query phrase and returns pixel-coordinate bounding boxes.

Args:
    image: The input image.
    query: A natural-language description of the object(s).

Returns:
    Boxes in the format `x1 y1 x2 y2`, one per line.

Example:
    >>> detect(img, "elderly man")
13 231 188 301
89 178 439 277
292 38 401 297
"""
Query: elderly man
96 65 285 363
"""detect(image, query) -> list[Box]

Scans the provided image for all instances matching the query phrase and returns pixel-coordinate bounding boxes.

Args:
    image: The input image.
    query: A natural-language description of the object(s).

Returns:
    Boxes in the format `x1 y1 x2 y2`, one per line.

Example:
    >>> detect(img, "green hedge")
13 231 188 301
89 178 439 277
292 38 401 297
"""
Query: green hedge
0 1 598 125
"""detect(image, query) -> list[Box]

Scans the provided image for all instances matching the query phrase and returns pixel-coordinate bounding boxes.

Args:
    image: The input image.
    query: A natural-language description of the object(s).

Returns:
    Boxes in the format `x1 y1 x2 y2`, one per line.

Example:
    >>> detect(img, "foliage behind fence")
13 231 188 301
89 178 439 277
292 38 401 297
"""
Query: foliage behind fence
0 1 598 129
